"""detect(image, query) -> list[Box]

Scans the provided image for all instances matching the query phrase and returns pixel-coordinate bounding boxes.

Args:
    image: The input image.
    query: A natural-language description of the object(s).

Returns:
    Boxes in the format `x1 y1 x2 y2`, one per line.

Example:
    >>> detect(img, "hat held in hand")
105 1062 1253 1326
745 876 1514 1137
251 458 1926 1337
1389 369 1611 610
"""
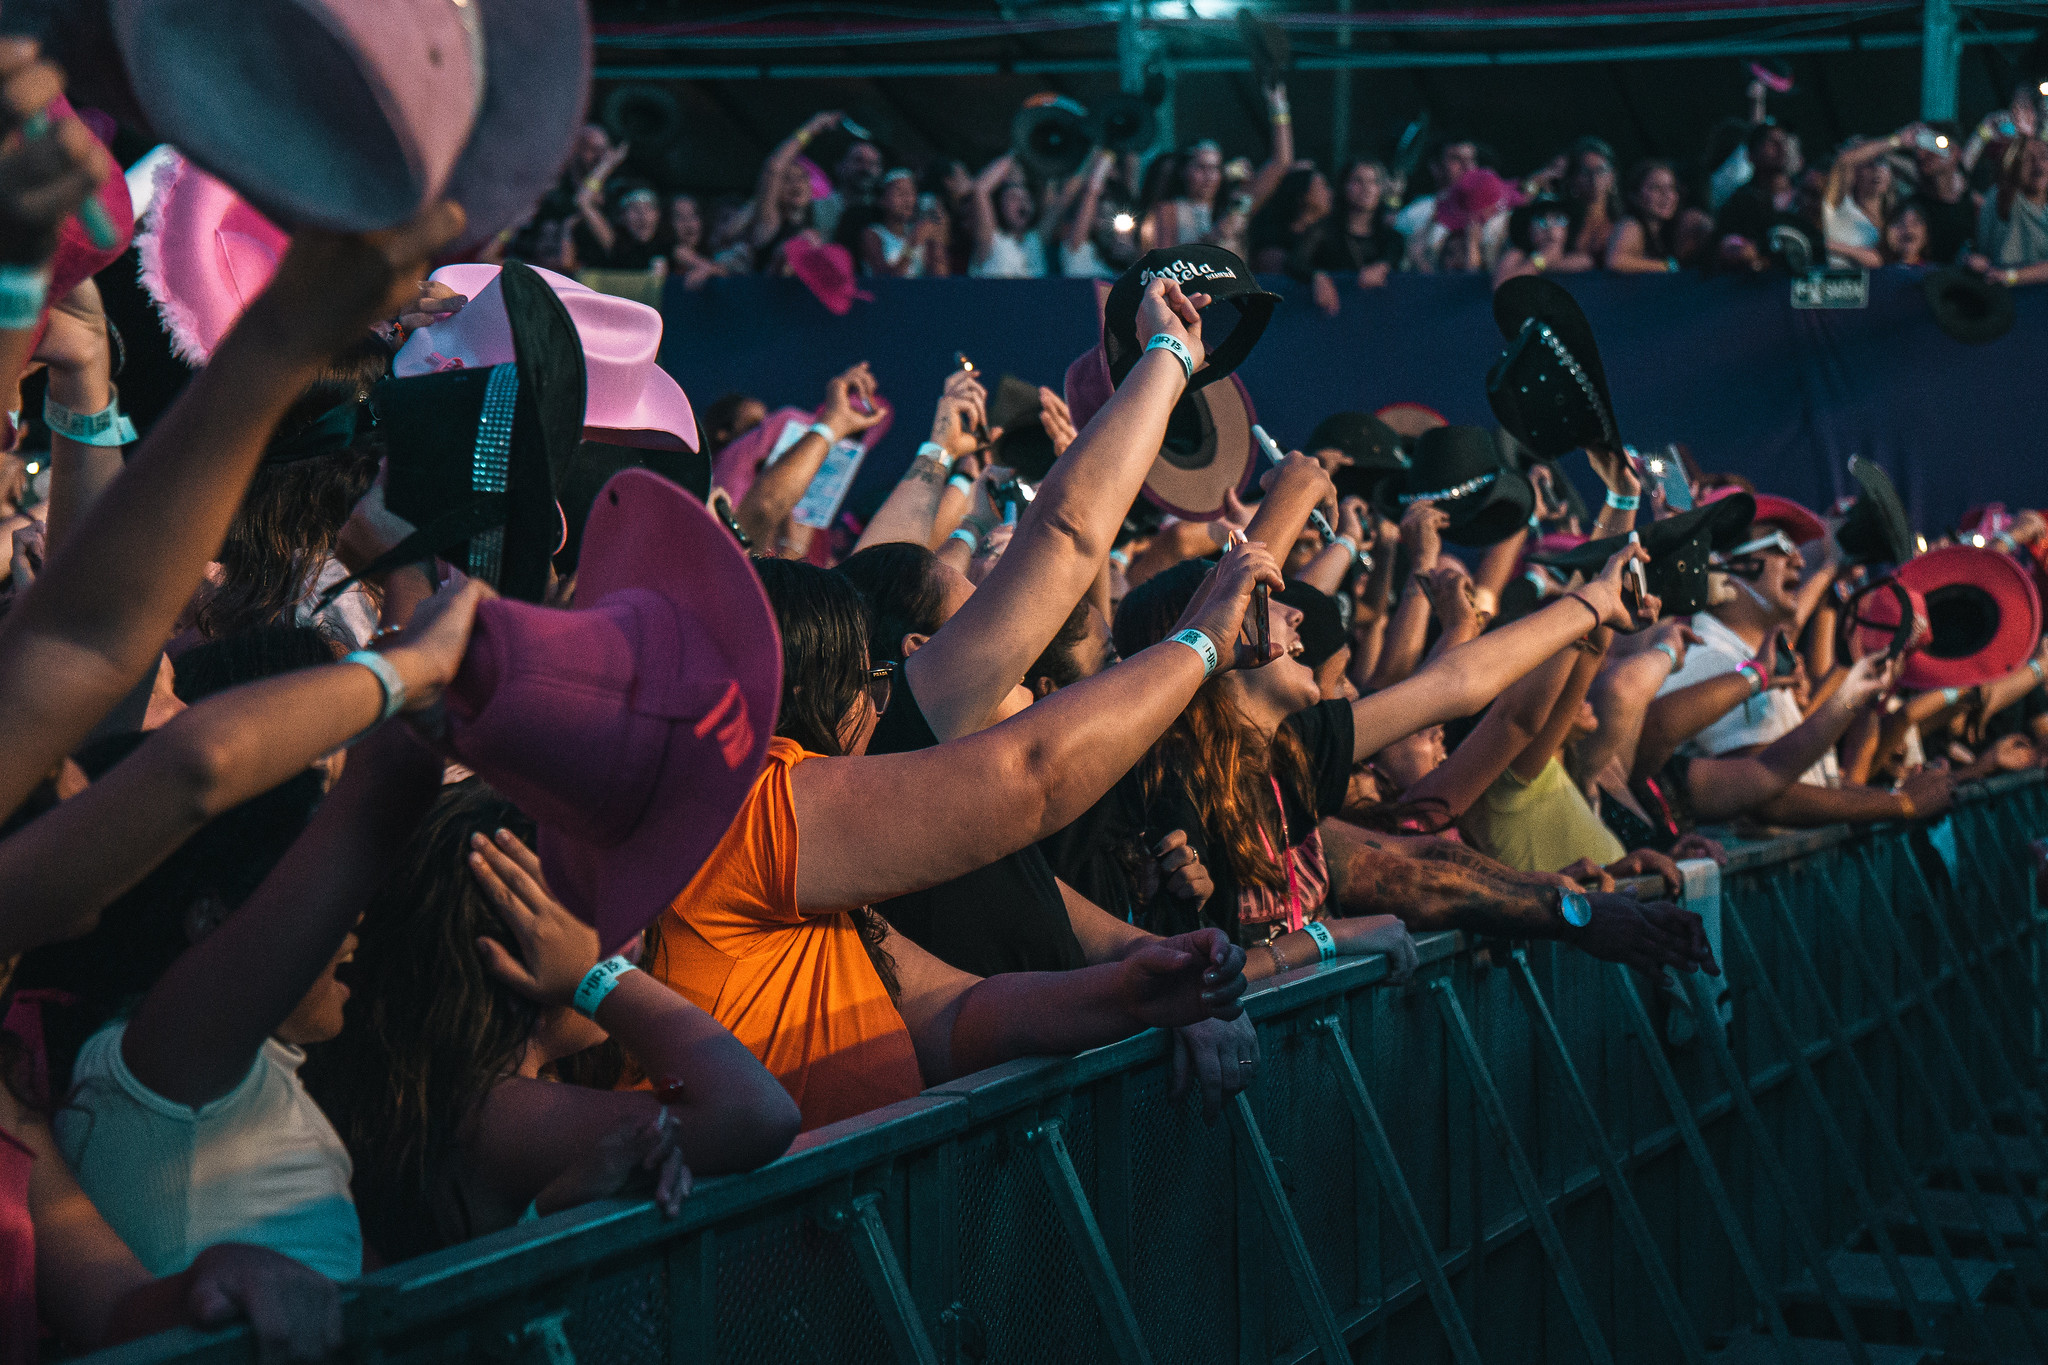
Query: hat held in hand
1064 342 1256 520
1872 545 2041 691
1834 457 1915 567
107 0 589 247
1486 276 1620 461
1369 425 1534 549
442 468 780 954
1532 493 1756 616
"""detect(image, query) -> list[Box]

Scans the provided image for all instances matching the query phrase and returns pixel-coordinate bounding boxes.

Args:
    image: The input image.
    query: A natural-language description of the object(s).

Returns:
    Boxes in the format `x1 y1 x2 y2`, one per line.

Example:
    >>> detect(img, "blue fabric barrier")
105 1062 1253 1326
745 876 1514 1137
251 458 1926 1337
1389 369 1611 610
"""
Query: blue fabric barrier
656 269 2048 533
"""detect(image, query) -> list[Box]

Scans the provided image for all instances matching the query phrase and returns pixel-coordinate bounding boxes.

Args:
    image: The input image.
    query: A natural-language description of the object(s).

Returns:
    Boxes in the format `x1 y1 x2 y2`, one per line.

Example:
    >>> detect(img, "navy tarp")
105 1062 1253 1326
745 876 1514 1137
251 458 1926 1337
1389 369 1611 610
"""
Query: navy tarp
656 269 2047 534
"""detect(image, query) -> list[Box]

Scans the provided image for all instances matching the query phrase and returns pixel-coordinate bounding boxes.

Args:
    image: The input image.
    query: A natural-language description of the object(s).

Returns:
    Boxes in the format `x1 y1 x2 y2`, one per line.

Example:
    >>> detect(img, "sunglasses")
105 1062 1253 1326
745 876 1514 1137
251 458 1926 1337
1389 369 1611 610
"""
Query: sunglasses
865 660 897 717
1719 530 1802 561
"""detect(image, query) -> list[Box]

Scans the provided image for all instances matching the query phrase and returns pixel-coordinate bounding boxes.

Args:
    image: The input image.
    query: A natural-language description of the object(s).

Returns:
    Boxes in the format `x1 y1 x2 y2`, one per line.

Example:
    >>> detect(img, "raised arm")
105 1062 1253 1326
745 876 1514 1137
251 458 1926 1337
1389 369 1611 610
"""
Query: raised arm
733 363 884 551
1240 85 1296 214
1367 501 1446 689
906 276 1211 741
1508 624 1613 781
464 831 798 1212
122 580 485 1107
1064 152 1115 254
1401 643 1577 820
1576 621 1694 782
1353 543 1645 764
793 539 1280 909
36 280 120 554
854 371 985 552
0 205 460 828
966 153 1015 266
748 112 838 250
1633 667 1783 782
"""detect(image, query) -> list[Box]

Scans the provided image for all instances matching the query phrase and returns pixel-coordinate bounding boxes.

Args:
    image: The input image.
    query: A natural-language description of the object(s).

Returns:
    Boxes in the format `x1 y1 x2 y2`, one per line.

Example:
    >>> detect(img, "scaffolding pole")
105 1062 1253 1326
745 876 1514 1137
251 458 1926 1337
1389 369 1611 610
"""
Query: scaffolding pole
1924 0 1962 120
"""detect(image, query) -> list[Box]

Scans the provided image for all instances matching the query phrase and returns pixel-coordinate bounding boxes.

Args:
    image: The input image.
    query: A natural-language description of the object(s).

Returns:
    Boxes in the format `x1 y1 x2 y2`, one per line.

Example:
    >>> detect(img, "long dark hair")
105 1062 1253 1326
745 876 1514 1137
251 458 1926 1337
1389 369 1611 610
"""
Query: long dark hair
839 542 947 667
754 556 872 758
741 556 897 995
198 340 387 639
305 784 623 1264
1623 158 1682 257
1112 561 1316 896
1250 166 1324 252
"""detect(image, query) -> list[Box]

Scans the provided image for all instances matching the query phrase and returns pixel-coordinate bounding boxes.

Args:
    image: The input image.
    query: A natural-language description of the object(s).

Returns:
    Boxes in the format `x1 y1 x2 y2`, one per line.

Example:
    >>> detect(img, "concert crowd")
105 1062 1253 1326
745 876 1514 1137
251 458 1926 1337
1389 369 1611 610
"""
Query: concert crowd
0 13 2042 1364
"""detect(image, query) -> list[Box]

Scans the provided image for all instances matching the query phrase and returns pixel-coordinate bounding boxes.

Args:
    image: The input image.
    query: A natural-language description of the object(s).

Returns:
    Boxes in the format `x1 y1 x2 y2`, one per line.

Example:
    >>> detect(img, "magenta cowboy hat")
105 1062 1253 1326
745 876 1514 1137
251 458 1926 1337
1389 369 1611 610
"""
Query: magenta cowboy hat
135 153 289 366
784 237 872 317
97 0 587 246
442 468 780 953
397 263 698 452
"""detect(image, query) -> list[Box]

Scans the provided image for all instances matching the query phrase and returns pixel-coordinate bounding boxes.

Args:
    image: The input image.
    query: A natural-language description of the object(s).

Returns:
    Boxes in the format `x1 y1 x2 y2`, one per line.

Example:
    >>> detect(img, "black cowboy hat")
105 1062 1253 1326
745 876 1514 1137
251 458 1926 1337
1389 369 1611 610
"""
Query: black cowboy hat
348 262 586 603
1235 9 1291 90
1530 494 1757 616
1306 410 1409 504
1924 267 2017 345
1836 456 1915 567
987 374 1059 484
1486 276 1620 460
1370 425 1535 549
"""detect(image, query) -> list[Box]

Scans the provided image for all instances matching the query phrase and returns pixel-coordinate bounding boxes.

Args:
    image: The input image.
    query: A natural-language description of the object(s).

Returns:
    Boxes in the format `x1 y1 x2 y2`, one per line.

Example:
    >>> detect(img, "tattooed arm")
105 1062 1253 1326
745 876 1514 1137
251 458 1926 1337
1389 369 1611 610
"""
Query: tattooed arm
855 372 987 553
1320 819 1718 977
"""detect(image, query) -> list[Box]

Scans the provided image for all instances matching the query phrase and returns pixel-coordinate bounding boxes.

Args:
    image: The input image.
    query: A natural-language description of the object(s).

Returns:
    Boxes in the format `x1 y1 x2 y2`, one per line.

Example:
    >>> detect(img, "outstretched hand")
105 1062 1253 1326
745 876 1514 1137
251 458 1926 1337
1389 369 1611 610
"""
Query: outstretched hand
1568 893 1719 983
1171 538 1284 673
470 827 600 1009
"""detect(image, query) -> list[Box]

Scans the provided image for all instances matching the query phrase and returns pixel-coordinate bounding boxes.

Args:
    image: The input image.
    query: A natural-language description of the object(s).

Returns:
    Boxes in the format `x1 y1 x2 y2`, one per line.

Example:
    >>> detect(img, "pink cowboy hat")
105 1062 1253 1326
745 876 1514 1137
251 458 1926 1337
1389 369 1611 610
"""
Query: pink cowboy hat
442 468 780 953
397 264 698 452
1434 169 1524 233
135 153 289 366
784 237 872 317
1703 486 1830 548
100 0 587 247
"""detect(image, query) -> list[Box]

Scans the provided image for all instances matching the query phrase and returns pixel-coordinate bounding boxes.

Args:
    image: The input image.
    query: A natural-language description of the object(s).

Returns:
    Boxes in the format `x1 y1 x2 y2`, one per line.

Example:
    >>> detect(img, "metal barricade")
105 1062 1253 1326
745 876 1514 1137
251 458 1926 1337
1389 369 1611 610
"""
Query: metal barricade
83 773 2048 1365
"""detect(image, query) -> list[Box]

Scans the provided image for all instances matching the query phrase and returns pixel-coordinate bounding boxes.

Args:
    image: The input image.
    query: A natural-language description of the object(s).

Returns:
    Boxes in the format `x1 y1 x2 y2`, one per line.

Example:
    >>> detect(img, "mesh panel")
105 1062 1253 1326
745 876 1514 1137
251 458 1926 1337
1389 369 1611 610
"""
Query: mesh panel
565 1257 669 1365
954 1125 1114 1365
715 1210 896 1365
1126 1064 1238 1365
1256 1028 1360 1361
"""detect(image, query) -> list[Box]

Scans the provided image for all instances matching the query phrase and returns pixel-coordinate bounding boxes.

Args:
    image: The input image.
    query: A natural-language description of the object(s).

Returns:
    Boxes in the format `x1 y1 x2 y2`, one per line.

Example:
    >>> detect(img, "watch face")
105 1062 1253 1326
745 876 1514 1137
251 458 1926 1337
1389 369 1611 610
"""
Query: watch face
1562 891 1592 928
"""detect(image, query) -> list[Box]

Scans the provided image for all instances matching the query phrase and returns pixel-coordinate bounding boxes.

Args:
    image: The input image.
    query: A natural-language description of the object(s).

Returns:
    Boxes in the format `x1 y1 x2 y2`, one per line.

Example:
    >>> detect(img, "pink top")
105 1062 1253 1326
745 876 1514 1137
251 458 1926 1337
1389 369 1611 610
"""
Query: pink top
0 1125 36 1365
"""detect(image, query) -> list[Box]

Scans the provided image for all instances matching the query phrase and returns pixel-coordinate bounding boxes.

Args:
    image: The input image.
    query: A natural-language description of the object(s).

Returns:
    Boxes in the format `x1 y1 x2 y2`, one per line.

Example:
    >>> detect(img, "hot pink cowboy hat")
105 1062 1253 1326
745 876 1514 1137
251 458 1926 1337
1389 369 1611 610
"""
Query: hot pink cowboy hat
95 0 588 247
783 237 872 317
1702 486 1828 548
135 153 289 366
25 95 132 357
397 264 699 452
442 467 780 954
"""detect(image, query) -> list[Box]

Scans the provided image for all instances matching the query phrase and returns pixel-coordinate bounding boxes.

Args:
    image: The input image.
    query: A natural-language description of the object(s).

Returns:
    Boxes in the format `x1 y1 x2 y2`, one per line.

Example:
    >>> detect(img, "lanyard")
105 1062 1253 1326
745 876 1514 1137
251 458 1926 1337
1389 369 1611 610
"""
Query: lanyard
1253 776 1304 932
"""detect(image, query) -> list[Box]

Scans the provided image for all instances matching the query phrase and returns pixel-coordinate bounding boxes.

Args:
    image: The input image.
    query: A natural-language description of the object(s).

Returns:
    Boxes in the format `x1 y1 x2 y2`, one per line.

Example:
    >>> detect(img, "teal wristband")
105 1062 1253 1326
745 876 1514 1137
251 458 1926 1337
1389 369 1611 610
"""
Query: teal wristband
342 649 406 722
1144 332 1194 380
1303 920 1337 962
1169 628 1218 677
1604 489 1640 512
573 956 638 1018
0 263 49 331
44 392 137 447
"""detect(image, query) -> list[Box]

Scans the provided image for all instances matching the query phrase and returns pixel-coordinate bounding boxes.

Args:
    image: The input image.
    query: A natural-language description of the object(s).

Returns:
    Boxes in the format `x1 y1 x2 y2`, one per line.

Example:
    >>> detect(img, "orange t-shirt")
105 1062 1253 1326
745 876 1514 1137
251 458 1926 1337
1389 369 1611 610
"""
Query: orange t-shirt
643 738 924 1131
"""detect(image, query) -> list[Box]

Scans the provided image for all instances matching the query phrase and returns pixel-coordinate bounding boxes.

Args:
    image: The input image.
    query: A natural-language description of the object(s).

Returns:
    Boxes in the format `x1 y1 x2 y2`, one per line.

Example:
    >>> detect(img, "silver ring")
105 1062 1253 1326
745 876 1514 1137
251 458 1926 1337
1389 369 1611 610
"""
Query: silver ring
1237 1058 1252 1067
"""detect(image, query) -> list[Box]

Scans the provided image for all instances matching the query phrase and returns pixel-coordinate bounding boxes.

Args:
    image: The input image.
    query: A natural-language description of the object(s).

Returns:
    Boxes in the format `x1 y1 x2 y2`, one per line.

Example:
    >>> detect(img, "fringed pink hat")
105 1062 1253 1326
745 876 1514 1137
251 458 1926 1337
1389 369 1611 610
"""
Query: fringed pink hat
135 153 289 366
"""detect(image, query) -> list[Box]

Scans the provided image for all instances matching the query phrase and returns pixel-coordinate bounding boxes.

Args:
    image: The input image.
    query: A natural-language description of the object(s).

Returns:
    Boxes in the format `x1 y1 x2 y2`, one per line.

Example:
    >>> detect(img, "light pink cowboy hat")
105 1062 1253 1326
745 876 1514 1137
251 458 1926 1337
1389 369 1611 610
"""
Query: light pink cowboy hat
442 468 780 953
397 263 699 452
96 0 587 247
135 153 289 366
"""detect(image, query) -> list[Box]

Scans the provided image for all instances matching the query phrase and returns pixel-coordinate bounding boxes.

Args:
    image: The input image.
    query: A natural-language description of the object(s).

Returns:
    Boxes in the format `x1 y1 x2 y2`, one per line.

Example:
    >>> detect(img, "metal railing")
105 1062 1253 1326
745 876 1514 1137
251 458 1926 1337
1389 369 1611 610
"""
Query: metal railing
87 772 2048 1365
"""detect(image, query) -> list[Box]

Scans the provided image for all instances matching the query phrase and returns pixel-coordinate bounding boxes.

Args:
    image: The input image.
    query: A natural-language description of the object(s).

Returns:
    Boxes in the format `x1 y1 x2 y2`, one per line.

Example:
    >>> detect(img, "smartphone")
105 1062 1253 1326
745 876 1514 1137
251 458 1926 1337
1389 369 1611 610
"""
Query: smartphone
1914 128 1949 154
1773 633 1798 676
1621 531 1649 619
952 350 976 373
1253 423 1339 544
1249 580 1271 658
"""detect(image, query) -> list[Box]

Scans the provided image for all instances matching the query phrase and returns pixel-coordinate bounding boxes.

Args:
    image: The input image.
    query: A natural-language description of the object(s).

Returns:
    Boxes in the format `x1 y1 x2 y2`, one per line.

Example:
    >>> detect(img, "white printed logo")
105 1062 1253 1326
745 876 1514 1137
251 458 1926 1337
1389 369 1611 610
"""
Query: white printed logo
1139 258 1238 288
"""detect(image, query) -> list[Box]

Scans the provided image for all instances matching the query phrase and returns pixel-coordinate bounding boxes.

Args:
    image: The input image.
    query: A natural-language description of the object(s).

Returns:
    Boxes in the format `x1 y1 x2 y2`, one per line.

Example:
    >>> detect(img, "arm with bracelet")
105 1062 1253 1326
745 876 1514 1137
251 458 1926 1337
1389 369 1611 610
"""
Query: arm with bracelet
1632 662 1779 783
855 370 986 553
734 362 883 552
120 580 489 1106
35 280 129 553
460 831 799 1222
900 276 1211 743
1585 446 1641 539
1242 914 1418 984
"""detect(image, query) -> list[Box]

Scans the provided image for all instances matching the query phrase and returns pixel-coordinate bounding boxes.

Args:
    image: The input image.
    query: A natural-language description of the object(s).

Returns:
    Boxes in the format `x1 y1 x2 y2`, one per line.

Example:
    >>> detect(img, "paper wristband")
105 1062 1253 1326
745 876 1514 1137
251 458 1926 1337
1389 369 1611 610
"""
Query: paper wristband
1604 489 1640 512
1169 628 1218 677
916 441 955 472
342 650 407 722
1303 920 1337 962
806 421 838 446
1144 332 1194 380
44 393 137 447
573 956 639 1018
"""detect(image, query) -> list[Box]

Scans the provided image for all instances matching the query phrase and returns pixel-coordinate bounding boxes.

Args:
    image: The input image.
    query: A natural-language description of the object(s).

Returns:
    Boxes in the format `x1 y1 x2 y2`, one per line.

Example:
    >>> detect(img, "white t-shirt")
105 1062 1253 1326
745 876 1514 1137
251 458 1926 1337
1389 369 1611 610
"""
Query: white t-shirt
57 1022 362 1280
1822 197 1881 266
298 555 378 649
1391 194 1438 239
1060 238 1118 279
1656 612 1836 787
971 230 1048 279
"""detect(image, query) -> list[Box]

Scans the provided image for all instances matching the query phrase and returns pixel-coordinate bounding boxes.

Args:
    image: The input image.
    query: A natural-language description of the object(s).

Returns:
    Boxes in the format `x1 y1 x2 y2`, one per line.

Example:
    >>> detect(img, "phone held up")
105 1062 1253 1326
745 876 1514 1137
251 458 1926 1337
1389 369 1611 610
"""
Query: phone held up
1228 529 1271 662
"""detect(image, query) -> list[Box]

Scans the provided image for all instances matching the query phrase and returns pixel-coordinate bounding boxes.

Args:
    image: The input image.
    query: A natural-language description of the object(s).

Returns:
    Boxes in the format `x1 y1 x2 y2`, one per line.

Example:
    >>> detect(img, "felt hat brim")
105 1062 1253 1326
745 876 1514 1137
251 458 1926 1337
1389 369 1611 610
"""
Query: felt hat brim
1924 267 2017 345
1891 544 2042 690
1837 457 1915 566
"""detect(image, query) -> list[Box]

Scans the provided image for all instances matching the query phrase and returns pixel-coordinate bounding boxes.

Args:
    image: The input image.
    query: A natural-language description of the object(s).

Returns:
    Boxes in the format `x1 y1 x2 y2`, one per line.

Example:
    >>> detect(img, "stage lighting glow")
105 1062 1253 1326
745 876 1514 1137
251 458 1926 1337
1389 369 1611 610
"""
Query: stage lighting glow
1112 212 1136 233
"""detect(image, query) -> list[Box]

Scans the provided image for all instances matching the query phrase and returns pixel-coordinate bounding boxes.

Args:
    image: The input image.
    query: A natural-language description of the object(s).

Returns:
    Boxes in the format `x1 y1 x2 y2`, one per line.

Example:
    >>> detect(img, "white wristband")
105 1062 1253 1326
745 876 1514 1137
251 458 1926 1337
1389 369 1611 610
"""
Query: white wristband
1144 332 1194 380
806 421 838 446
44 392 137 447
916 441 955 472
573 955 638 1018
343 649 406 722
1304 920 1337 962
1169 627 1219 677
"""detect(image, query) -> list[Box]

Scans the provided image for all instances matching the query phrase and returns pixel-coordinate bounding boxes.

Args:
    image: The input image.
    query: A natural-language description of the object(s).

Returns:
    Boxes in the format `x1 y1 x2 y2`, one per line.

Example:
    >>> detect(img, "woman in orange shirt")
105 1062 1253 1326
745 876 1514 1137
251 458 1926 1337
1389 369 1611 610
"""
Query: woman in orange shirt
646 540 1281 1131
